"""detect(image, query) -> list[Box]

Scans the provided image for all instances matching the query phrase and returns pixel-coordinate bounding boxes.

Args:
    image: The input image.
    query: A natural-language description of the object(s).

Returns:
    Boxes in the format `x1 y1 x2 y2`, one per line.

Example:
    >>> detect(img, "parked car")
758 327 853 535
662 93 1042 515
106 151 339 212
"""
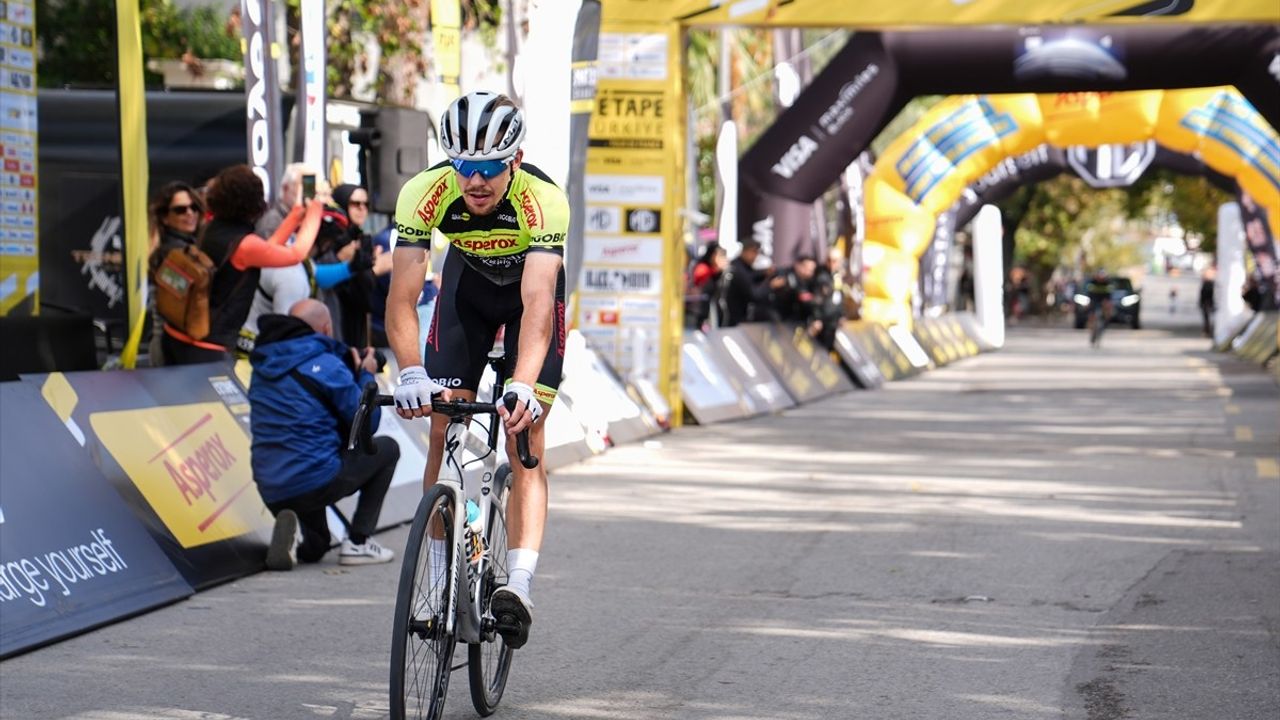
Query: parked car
1073 275 1141 329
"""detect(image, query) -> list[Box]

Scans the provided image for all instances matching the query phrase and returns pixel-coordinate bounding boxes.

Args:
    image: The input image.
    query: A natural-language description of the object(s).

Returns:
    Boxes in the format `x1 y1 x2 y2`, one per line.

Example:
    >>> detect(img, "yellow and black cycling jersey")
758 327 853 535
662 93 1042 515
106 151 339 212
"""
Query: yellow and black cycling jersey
393 161 569 286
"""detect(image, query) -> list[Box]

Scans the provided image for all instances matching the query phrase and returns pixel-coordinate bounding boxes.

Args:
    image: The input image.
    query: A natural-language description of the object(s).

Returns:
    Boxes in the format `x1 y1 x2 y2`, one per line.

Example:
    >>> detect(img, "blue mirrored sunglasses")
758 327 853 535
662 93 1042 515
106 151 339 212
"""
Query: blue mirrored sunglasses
450 157 512 180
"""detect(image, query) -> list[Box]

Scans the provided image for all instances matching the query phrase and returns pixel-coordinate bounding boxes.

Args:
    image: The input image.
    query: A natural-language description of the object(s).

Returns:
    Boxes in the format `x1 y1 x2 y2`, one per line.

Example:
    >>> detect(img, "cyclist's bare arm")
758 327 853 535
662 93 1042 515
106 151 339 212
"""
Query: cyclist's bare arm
505 251 562 434
387 245 432 418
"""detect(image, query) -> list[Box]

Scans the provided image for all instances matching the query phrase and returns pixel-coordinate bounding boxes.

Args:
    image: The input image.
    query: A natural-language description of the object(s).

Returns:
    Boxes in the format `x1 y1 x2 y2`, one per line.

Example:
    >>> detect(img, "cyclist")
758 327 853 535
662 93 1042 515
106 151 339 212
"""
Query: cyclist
385 91 568 650
1084 270 1114 346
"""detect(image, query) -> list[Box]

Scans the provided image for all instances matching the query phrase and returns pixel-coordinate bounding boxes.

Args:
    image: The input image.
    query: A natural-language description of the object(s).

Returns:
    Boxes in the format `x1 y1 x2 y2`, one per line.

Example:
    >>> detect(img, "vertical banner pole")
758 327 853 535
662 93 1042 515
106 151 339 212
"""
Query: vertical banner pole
1215 202 1249 346
430 0 462 110
299 0 326 173
566 1 602 299
240 0 284 205
116 0 150 368
972 204 1005 348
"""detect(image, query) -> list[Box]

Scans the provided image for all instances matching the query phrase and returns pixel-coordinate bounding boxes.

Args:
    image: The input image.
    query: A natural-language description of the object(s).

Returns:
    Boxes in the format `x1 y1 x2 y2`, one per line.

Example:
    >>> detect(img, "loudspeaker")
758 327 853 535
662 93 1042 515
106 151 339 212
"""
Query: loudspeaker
353 107 436 214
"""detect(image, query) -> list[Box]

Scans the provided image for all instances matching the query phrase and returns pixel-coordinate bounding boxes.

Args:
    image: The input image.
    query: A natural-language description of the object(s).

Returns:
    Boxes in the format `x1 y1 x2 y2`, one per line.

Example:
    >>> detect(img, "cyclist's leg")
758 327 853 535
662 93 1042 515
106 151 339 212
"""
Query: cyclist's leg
489 267 565 647
423 255 497 492
499 266 565 555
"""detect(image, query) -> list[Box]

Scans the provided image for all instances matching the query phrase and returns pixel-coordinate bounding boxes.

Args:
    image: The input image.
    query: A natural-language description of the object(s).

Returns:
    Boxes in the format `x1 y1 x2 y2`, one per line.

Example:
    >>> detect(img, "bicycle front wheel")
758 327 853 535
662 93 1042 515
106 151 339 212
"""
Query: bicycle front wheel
468 463 515 716
391 485 458 720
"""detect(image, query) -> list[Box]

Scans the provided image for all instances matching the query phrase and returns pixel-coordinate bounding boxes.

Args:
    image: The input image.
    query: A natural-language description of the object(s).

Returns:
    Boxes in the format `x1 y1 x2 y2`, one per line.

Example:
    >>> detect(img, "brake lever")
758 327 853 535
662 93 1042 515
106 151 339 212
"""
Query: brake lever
502 392 540 469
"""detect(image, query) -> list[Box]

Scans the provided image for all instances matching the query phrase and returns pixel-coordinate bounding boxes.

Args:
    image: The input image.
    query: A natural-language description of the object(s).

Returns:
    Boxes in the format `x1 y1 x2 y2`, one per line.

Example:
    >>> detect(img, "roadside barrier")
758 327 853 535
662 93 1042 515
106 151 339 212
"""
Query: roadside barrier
737 322 854 403
841 320 922 381
1229 311 1279 367
0 381 194 659
23 366 276 591
681 330 763 424
559 330 662 447
832 324 886 389
704 327 796 413
952 312 998 352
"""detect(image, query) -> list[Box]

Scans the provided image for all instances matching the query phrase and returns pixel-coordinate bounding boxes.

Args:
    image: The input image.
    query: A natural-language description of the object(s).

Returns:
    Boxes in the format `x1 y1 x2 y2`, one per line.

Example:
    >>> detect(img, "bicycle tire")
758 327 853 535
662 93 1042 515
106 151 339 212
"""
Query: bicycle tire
468 463 515 716
391 485 459 720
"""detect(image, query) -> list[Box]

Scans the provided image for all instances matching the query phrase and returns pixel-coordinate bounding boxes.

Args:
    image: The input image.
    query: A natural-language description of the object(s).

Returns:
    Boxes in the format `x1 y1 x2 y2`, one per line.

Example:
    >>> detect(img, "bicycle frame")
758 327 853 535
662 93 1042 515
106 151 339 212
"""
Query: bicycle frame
434 351 512 644
436 421 503 643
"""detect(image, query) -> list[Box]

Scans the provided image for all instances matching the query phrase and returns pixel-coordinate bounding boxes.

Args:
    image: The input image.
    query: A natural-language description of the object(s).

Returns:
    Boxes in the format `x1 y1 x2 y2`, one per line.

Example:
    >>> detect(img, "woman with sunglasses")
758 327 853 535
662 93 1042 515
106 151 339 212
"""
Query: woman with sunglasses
146 182 206 365
160 164 327 366
386 90 570 652
329 184 384 346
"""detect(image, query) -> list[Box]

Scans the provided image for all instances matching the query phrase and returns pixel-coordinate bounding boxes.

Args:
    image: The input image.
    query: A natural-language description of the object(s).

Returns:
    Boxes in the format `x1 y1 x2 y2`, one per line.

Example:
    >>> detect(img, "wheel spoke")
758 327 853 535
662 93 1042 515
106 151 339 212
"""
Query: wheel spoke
392 491 456 720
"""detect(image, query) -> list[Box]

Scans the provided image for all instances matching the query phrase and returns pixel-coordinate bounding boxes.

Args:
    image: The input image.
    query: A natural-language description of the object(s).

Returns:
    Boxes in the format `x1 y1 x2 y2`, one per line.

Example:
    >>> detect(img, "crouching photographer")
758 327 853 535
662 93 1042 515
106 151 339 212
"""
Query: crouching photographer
248 298 401 570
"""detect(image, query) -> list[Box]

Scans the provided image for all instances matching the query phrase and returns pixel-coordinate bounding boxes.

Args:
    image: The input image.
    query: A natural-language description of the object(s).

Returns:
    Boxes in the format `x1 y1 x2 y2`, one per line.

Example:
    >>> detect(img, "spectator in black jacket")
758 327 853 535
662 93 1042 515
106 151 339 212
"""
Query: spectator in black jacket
720 240 779 326
772 255 838 349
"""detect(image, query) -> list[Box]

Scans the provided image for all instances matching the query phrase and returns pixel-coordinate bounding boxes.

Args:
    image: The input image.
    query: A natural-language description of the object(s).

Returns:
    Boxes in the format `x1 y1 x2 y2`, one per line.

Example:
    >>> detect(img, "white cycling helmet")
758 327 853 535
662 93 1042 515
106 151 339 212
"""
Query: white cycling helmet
439 91 526 161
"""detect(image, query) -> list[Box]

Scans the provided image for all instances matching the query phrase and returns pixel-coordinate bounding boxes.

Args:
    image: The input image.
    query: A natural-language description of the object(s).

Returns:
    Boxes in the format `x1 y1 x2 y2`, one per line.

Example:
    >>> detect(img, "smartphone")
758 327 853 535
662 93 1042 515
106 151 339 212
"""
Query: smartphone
301 173 317 201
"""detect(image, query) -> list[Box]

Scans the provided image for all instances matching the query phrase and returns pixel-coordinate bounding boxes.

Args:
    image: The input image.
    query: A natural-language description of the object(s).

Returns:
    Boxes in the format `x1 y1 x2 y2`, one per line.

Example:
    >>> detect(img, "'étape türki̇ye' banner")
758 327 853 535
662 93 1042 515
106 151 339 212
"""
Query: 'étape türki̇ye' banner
582 20 683 412
860 87 1280 325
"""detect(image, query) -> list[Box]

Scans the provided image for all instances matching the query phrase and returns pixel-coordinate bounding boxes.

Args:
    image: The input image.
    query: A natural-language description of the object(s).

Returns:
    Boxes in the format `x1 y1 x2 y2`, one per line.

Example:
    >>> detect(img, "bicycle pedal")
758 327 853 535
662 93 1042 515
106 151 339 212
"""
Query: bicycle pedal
493 614 529 649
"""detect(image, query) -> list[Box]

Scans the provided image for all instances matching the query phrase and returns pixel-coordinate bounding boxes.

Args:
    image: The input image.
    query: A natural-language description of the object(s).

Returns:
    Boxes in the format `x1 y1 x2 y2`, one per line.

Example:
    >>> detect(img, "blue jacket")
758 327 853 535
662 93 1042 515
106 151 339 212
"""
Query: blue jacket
248 314 380 503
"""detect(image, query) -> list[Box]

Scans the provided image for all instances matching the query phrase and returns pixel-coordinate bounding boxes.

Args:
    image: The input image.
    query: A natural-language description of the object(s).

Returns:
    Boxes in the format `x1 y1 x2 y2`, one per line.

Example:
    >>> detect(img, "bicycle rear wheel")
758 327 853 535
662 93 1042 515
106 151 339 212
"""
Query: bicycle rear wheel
391 485 458 720
468 464 515 716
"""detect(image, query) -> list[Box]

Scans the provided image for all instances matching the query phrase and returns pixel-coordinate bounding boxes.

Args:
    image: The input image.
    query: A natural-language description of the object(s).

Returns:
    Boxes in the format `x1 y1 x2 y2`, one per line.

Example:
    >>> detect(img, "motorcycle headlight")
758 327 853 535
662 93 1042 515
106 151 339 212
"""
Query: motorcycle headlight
1074 294 1091 306
1120 294 1140 307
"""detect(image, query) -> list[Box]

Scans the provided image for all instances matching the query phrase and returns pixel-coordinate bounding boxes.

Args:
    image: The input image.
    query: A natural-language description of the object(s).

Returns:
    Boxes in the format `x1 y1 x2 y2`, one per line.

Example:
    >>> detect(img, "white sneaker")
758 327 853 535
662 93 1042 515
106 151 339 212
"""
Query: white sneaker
339 537 395 565
266 509 301 571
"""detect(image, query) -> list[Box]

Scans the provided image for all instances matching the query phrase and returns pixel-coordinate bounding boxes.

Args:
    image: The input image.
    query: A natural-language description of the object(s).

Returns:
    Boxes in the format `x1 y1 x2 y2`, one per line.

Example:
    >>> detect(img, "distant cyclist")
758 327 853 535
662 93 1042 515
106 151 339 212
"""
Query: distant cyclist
1084 270 1114 346
385 91 568 650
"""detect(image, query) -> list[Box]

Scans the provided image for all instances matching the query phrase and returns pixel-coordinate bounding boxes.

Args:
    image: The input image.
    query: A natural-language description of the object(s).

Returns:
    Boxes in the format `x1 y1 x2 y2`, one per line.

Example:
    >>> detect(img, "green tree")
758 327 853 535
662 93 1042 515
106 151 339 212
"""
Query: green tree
298 0 501 104
38 0 240 89
1126 170 1231 253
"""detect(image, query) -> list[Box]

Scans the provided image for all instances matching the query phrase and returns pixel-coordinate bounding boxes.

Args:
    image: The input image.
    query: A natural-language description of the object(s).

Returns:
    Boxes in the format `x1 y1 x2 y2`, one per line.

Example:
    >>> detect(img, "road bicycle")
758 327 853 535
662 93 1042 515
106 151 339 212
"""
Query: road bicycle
348 350 539 720
1089 299 1113 348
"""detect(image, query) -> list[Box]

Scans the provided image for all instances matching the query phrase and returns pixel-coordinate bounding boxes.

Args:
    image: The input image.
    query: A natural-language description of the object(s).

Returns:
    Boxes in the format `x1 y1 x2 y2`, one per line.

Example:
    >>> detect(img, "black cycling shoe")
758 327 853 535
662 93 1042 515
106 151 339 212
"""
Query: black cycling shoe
490 586 532 650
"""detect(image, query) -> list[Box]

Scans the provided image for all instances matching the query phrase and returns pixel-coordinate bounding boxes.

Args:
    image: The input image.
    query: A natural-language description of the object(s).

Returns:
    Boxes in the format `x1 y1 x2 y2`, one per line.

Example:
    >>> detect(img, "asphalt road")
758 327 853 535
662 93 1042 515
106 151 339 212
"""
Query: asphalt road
2 324 1277 720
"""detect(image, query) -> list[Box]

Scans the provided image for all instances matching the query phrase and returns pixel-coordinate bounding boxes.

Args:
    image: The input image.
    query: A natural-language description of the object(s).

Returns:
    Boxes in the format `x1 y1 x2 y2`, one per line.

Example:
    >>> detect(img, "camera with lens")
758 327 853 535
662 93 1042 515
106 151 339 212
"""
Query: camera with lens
340 343 388 377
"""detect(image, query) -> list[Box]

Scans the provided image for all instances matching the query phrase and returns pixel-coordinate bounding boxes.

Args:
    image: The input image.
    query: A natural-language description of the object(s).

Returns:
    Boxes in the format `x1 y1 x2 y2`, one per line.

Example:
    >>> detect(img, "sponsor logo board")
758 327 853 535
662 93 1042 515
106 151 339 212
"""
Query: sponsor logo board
580 267 662 294
585 174 664 205
624 207 661 234
581 236 663 265
585 205 621 233
90 403 270 548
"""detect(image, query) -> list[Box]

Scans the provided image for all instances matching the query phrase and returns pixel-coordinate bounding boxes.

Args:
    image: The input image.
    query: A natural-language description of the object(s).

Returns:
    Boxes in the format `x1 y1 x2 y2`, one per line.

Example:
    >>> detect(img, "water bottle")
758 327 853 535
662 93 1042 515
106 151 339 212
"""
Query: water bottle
464 499 485 565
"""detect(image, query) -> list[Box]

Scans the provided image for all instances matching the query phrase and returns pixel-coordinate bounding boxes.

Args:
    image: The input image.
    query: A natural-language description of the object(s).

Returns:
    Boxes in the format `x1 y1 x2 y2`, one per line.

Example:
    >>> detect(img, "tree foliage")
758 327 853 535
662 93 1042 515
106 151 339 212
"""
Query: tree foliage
37 0 240 88
301 0 501 104
1126 169 1232 253
996 167 1231 307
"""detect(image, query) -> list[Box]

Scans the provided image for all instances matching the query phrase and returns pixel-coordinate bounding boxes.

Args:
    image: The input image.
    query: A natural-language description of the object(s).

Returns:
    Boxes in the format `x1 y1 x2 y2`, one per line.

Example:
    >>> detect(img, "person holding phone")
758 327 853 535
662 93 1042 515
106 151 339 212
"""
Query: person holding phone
256 163 312 238
161 164 329 365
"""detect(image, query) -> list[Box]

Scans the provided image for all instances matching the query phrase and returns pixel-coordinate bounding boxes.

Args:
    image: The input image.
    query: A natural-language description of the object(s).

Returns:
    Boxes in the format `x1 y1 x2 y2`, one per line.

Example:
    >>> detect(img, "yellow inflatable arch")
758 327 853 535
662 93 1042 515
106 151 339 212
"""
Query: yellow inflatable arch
862 87 1280 326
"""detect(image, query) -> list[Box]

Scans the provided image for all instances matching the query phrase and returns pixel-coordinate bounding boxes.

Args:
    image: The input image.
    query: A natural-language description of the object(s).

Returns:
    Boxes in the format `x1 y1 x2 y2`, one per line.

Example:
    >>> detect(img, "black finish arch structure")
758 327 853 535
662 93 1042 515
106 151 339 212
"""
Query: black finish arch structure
735 24 1279 323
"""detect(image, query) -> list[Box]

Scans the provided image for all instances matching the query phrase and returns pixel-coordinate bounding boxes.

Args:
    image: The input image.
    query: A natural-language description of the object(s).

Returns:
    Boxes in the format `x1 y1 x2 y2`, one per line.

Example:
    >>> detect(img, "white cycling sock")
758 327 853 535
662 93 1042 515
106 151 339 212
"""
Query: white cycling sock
506 548 539 598
429 539 450 593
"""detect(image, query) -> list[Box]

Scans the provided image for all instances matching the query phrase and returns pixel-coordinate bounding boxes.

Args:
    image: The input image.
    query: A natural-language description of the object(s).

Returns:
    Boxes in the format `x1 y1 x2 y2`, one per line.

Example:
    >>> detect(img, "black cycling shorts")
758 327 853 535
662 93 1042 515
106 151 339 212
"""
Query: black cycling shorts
424 250 566 406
